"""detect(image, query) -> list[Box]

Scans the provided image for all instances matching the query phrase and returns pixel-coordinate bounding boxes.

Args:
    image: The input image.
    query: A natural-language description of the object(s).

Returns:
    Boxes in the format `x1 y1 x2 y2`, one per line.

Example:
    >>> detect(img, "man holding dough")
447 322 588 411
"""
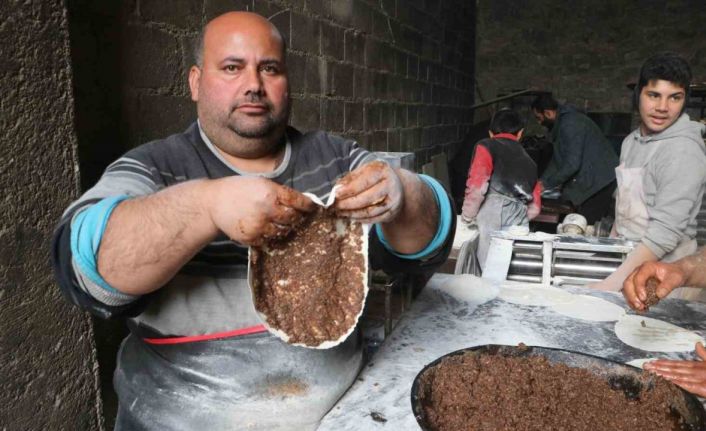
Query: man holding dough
591 53 706 295
51 12 454 430
623 247 706 396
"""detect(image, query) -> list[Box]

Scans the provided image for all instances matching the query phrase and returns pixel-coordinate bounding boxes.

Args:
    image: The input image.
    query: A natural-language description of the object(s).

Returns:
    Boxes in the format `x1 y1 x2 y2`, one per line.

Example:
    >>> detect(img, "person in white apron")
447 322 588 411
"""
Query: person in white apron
591 53 706 300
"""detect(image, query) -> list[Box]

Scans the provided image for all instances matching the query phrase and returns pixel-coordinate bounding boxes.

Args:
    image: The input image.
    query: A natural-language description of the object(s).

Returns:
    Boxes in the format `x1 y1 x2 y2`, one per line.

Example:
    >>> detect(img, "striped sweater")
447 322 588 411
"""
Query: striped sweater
52 122 453 340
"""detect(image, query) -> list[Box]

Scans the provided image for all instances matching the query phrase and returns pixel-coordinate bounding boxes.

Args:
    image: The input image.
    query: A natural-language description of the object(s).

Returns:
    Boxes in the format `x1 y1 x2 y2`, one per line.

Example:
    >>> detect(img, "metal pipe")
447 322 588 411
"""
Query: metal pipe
507 274 542 283
554 261 618 277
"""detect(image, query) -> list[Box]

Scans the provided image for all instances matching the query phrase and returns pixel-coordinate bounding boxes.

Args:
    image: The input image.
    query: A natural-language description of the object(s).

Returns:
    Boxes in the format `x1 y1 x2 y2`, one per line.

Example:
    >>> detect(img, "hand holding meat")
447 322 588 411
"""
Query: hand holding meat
334 161 404 224
209 176 316 246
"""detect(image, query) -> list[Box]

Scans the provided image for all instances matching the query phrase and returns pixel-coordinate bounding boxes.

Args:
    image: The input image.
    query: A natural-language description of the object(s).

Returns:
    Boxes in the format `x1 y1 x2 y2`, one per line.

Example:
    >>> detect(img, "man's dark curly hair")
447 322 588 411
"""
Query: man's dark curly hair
637 52 692 95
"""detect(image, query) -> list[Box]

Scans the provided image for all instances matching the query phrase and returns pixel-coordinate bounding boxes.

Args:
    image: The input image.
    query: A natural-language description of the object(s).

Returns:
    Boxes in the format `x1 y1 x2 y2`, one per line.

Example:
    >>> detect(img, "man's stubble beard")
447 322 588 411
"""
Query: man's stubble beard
200 98 291 160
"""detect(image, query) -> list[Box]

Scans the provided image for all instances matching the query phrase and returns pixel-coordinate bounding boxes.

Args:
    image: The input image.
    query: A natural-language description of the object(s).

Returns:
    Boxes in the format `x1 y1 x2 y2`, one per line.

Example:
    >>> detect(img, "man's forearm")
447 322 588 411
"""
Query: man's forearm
380 170 438 254
97 180 218 296
675 247 706 288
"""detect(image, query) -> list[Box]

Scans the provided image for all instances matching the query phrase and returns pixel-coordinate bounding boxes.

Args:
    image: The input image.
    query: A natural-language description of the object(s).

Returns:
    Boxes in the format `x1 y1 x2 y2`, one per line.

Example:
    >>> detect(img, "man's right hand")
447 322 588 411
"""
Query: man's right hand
622 261 686 311
208 176 316 246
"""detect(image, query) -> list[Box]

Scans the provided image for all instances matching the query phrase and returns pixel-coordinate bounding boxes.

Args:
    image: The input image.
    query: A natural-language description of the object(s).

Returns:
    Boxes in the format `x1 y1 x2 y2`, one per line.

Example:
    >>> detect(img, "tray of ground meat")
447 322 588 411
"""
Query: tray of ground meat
411 344 706 431
249 190 369 349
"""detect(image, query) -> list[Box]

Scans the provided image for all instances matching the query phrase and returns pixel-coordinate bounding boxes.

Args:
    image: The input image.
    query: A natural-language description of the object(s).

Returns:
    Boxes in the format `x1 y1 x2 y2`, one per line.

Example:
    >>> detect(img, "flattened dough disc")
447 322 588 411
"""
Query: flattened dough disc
498 285 574 307
615 315 704 352
550 295 625 322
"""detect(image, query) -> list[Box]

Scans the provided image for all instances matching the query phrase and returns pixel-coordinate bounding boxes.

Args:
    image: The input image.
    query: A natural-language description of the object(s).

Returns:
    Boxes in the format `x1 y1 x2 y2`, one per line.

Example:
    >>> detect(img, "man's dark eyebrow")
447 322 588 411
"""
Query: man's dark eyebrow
260 58 283 65
221 56 245 63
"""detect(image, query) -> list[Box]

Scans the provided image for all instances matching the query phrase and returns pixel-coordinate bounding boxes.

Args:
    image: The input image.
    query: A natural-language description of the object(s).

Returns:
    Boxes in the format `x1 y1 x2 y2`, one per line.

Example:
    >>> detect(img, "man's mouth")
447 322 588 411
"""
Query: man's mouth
650 115 668 125
236 103 269 114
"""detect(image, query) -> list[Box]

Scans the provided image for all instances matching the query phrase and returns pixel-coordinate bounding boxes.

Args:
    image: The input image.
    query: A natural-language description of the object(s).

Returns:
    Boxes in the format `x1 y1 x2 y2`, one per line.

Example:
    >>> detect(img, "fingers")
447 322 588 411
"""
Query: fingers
631 263 658 302
696 342 706 360
622 270 646 311
335 161 387 200
335 180 389 212
276 185 316 213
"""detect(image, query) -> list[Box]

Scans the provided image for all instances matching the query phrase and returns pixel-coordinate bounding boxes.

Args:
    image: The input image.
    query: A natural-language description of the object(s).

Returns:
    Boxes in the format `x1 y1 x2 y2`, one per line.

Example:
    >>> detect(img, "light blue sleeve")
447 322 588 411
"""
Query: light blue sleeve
70 196 131 293
374 174 452 260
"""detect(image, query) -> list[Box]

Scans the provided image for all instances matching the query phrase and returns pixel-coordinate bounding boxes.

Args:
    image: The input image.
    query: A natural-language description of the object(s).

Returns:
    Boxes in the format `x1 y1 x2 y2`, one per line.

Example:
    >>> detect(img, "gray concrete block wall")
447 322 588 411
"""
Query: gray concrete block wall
1 1 103 429
109 0 475 171
476 0 706 113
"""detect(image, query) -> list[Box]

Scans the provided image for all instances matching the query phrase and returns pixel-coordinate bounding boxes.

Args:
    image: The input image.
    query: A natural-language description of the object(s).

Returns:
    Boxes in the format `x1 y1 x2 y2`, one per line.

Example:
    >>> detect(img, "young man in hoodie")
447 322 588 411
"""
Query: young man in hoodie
461 109 542 268
592 52 706 297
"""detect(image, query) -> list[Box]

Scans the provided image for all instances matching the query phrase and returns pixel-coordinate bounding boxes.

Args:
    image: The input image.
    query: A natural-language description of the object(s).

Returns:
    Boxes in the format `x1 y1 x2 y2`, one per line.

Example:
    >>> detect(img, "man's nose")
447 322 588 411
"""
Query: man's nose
243 66 264 96
656 97 669 112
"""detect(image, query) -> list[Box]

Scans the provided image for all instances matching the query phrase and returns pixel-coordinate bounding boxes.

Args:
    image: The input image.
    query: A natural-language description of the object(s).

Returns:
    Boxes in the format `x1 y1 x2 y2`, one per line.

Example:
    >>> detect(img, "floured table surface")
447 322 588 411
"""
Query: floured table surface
319 275 706 430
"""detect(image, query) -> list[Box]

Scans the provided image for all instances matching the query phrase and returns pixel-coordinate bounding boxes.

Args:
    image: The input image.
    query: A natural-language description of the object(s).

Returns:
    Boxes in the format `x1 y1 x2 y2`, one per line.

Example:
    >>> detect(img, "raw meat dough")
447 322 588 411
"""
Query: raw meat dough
615 315 704 352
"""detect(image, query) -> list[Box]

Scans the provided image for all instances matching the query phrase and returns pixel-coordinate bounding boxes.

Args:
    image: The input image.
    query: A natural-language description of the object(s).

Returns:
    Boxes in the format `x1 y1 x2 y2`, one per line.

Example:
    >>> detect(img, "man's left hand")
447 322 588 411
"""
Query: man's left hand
334 161 404 224
644 342 706 398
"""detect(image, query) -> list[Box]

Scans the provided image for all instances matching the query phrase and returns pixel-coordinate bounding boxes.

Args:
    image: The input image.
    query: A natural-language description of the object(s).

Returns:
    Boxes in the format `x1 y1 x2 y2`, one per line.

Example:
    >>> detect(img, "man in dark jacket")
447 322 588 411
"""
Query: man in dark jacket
532 95 619 224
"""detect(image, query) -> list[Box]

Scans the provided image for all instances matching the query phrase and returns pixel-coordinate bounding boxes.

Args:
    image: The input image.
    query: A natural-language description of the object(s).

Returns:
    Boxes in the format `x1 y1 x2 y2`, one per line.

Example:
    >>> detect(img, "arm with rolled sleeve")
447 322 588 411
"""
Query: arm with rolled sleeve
52 155 159 318
642 143 706 258
461 144 493 222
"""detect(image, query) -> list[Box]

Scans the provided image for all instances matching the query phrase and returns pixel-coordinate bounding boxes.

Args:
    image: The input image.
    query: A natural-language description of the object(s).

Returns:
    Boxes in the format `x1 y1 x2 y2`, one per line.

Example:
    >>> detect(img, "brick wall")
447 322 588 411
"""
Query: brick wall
71 0 476 187
476 0 706 113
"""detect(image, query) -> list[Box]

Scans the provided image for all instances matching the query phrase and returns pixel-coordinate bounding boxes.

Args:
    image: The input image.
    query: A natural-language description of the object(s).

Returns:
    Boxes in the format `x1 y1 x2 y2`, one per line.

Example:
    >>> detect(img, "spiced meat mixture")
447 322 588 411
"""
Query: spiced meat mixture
252 206 365 346
645 277 661 309
418 352 687 431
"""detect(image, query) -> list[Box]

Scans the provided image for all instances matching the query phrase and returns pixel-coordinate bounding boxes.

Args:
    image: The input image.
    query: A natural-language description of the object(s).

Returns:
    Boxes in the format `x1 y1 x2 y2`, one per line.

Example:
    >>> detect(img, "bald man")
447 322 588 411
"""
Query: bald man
52 12 454 430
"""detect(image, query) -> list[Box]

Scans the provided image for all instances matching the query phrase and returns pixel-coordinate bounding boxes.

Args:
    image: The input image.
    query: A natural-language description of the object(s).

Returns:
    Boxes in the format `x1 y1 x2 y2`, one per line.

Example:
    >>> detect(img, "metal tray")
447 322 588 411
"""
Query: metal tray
411 344 706 431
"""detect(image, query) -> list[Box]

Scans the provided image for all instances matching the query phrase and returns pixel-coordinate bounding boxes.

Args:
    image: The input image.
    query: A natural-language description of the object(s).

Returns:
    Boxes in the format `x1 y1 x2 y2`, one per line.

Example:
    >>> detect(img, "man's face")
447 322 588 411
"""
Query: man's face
638 79 686 135
189 15 290 159
533 109 555 130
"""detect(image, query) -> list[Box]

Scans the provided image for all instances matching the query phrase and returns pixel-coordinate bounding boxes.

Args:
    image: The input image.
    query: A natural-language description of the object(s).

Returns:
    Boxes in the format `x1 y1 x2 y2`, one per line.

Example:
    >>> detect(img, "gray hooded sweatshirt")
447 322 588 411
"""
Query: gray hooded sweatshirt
620 114 706 258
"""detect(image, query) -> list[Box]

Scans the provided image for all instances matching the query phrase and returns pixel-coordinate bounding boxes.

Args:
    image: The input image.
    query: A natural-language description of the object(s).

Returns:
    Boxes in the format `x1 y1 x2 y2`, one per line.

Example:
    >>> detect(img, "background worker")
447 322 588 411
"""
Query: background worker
623 247 706 396
461 109 541 269
51 12 454 430
592 53 706 296
532 94 619 224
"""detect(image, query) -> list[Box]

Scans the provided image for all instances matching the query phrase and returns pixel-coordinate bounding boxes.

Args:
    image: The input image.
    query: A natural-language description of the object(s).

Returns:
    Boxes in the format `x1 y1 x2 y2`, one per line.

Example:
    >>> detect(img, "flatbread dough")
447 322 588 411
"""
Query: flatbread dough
614 315 704 353
498 285 574 307
550 295 626 322
625 358 661 369
440 275 498 304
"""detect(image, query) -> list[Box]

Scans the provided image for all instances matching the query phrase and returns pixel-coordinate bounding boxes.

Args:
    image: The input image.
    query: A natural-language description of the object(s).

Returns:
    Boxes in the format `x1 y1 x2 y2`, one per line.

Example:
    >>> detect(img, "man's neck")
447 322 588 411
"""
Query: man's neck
215 143 285 173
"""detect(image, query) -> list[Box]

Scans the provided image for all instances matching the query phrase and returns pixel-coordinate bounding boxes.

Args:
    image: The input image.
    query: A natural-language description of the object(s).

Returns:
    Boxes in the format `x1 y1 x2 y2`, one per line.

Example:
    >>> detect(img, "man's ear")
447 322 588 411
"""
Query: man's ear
517 129 524 140
188 66 201 102
545 109 556 120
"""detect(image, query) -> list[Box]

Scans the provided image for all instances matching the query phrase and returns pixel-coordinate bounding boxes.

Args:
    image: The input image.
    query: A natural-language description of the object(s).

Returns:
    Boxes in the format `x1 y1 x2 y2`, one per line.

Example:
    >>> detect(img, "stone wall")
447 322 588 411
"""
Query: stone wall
0 1 102 430
476 0 706 113
72 0 476 189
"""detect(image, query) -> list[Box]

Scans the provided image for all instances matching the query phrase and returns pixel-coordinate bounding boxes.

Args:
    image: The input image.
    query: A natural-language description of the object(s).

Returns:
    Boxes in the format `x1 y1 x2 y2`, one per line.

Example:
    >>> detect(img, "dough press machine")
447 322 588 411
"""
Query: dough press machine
481 232 636 286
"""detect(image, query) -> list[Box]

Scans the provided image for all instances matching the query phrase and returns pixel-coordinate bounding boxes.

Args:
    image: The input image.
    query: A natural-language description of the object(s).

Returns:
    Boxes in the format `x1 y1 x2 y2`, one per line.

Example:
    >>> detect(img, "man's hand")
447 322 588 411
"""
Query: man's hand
208 176 316 246
334 161 404 224
461 215 478 228
644 342 706 398
622 261 686 312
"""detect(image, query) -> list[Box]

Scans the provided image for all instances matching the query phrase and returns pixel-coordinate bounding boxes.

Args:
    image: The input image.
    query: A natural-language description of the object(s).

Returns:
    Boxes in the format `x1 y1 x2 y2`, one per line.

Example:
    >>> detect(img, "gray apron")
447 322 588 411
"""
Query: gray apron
114 331 362 431
476 193 529 270
113 274 363 430
614 142 701 301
